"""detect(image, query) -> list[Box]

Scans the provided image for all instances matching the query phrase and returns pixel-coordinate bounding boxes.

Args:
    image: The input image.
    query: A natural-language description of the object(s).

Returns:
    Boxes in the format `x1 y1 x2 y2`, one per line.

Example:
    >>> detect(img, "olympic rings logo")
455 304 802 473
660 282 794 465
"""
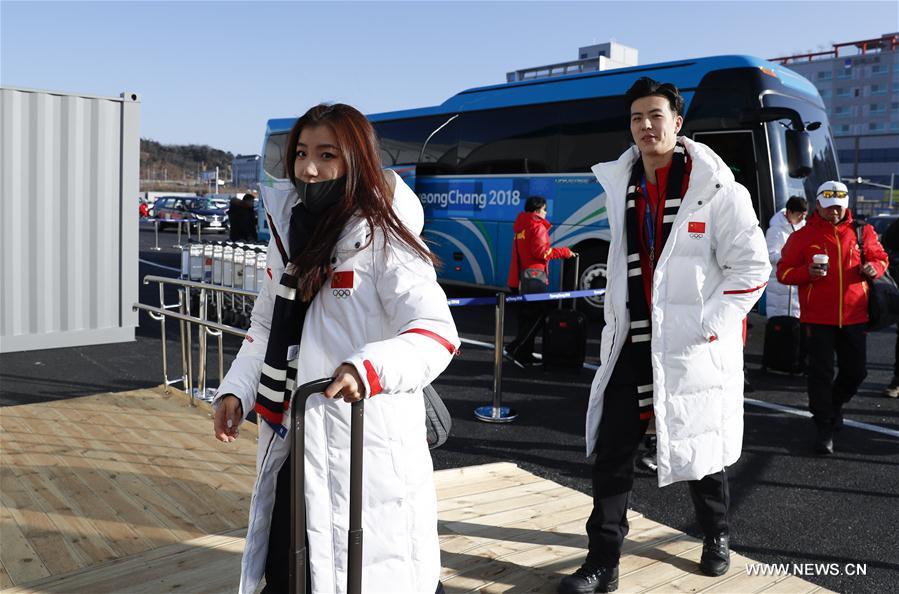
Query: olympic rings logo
689 233 705 240
332 289 352 298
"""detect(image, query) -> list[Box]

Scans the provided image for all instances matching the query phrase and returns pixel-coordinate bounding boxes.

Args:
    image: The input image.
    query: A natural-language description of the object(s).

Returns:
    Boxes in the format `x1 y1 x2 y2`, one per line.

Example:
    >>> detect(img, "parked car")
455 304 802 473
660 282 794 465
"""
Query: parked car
153 196 229 232
868 214 898 241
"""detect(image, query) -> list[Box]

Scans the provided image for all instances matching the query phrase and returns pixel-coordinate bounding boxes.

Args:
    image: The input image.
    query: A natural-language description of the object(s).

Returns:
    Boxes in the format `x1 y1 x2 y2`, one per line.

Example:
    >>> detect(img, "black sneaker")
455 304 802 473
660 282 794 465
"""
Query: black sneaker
884 376 899 398
636 435 657 472
699 532 730 576
558 562 618 593
815 424 834 455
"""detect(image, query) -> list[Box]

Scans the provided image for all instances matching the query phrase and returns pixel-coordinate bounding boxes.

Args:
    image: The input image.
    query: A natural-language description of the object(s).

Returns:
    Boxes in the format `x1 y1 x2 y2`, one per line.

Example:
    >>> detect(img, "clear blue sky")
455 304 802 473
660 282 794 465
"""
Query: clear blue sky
2 1 895 155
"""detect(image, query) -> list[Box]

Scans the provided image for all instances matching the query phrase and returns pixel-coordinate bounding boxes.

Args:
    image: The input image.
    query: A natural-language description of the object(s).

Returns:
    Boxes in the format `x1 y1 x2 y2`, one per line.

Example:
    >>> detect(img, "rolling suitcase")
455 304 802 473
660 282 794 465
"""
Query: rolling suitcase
762 315 803 374
542 255 587 369
290 377 364 594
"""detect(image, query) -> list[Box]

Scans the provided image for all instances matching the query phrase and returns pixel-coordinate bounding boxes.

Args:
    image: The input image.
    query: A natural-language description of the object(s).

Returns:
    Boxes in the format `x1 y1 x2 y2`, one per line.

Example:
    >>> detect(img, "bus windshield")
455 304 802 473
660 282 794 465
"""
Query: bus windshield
762 92 840 210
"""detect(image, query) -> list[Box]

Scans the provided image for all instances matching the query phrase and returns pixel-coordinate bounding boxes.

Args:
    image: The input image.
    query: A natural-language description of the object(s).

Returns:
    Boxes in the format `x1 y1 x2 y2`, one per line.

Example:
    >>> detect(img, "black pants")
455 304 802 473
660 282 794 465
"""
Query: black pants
261 456 306 594
508 291 548 356
585 344 730 569
804 323 867 426
893 324 899 377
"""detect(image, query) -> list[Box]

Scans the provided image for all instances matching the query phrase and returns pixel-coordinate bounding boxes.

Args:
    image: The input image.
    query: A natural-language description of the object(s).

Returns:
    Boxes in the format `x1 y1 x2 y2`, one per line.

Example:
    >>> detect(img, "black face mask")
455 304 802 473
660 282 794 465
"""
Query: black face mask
294 176 346 214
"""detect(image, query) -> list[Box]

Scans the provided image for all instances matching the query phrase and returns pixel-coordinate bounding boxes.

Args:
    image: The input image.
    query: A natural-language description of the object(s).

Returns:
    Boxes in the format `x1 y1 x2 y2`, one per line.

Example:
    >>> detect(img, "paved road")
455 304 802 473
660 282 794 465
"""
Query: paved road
1 222 897 593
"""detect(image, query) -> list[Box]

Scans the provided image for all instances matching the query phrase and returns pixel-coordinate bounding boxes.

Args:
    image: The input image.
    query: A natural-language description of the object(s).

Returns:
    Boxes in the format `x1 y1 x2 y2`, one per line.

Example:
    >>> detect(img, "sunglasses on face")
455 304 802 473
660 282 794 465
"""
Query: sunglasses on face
819 190 848 199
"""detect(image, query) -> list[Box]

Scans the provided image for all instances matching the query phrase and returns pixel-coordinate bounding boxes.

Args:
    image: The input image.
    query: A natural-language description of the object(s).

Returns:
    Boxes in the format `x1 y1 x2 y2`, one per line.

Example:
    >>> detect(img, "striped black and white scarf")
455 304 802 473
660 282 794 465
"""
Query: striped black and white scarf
254 203 326 438
624 142 688 420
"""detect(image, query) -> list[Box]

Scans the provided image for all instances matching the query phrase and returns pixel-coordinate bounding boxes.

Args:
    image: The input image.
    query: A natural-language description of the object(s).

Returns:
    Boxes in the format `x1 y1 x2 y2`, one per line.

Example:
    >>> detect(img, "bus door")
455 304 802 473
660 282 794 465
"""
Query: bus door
693 130 762 223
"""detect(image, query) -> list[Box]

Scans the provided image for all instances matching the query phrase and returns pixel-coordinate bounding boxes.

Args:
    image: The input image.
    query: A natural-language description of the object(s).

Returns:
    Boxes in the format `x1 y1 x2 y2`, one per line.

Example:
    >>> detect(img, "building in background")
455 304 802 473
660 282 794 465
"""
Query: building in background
232 154 260 190
772 33 898 208
506 41 638 82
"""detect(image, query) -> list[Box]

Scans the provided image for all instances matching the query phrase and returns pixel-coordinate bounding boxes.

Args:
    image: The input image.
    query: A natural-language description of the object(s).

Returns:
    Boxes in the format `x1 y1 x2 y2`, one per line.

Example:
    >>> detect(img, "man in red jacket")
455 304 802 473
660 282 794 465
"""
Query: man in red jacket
506 195 575 365
777 181 888 454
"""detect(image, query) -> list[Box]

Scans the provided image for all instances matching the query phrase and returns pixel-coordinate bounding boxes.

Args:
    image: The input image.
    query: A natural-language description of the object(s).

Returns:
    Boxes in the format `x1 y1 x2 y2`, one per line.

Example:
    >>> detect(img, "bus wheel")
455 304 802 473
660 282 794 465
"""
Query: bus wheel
577 243 609 321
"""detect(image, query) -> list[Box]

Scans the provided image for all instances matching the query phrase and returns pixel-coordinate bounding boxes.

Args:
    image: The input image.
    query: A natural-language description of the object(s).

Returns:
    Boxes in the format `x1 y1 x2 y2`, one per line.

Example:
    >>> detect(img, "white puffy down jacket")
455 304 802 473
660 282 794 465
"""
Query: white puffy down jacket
589 138 770 487
764 209 804 318
214 172 459 594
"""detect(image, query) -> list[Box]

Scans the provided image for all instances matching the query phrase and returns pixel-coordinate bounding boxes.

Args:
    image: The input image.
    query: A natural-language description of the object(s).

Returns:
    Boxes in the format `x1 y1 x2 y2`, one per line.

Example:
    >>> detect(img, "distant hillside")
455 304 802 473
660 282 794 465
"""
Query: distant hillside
140 138 234 191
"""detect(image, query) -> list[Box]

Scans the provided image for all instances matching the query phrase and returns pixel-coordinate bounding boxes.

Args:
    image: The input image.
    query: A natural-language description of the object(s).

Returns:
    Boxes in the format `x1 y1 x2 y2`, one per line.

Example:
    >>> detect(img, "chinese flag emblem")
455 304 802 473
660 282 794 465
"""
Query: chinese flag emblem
688 222 706 234
331 271 355 289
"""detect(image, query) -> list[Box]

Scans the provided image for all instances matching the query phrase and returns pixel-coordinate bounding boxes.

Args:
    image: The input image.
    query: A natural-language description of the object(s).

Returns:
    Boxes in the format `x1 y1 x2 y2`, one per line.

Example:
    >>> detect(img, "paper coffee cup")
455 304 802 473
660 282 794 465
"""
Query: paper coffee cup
813 253 829 274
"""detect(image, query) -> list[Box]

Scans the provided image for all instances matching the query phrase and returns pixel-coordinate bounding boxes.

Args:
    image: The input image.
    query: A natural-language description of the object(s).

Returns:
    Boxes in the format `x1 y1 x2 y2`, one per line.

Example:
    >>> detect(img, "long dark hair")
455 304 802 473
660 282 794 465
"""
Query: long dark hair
284 103 437 301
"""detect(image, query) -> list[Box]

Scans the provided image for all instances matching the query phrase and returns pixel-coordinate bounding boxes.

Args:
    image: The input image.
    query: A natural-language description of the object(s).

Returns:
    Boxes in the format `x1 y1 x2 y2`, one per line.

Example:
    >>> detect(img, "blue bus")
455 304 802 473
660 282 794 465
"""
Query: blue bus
257 55 839 316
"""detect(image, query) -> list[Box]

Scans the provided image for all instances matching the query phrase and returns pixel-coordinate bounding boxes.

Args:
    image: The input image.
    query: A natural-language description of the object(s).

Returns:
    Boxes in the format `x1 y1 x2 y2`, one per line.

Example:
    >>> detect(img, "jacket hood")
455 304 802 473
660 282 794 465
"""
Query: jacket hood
513 211 551 233
391 171 424 235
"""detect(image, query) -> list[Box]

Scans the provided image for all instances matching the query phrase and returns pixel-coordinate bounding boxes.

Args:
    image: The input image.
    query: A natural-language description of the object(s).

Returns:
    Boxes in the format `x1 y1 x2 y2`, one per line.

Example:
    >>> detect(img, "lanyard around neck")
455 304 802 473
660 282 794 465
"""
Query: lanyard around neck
641 176 656 265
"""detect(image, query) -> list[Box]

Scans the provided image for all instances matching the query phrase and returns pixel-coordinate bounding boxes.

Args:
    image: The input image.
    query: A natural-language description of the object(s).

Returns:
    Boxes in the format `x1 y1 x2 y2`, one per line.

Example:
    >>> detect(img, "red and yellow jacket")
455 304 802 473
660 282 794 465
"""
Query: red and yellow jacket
506 211 572 288
777 209 888 326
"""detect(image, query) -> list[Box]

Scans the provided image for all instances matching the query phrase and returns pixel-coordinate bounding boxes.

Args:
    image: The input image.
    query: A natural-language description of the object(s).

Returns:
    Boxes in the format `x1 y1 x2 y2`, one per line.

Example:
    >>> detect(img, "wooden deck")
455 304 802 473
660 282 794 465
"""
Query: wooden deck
1 387 830 593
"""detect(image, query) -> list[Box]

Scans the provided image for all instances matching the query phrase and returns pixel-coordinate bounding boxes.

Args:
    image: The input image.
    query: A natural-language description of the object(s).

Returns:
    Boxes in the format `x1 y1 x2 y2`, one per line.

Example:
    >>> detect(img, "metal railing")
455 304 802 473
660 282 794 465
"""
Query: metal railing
134 273 604 418
135 275 256 405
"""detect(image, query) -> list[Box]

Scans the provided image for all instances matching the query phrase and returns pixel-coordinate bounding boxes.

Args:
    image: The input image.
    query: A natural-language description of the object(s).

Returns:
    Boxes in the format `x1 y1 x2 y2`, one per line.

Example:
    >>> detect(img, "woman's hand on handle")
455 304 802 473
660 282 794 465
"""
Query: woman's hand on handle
325 364 366 403
213 395 243 442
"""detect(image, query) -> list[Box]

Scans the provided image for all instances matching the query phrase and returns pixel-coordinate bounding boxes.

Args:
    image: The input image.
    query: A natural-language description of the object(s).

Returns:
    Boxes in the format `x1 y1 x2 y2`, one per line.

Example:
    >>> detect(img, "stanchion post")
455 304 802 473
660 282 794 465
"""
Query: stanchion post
197 287 208 401
216 290 225 385
173 219 184 249
474 292 518 423
178 288 189 395
150 219 162 251
158 283 169 386
184 286 195 406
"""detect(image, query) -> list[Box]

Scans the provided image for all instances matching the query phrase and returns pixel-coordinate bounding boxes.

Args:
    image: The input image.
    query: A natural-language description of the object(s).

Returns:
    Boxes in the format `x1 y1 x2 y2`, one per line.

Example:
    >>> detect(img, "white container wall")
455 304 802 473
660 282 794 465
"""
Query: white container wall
0 87 140 352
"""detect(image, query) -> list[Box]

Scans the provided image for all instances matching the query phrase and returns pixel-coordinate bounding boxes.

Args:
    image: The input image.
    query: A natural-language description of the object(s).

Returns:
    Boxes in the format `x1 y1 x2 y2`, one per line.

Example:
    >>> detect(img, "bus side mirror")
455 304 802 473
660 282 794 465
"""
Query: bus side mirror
740 107 818 179
785 129 813 178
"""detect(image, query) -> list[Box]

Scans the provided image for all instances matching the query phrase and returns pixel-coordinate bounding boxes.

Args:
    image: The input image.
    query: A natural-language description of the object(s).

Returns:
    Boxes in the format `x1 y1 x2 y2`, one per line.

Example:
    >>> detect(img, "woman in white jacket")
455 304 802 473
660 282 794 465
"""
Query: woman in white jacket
764 196 808 318
212 104 459 594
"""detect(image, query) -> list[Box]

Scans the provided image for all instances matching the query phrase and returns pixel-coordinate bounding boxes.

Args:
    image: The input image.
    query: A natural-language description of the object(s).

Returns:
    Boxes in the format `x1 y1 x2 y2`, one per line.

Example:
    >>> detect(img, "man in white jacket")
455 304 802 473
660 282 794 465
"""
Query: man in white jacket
558 78 770 594
764 196 808 320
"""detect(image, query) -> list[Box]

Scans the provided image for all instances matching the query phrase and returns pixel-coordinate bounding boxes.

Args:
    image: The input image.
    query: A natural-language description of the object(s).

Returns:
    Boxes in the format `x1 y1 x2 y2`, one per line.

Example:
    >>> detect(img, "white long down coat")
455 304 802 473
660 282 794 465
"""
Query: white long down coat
214 172 459 594
589 138 771 487
764 209 804 318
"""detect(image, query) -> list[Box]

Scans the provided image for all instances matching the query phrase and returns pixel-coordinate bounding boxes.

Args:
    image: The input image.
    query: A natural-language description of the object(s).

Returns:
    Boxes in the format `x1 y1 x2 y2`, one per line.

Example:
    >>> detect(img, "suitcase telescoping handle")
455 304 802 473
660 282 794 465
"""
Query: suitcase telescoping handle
560 253 580 310
289 377 365 594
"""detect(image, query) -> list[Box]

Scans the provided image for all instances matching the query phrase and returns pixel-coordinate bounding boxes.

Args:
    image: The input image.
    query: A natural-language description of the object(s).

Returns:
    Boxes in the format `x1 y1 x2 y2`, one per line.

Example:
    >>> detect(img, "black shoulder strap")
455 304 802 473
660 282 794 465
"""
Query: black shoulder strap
855 221 867 264
515 232 522 272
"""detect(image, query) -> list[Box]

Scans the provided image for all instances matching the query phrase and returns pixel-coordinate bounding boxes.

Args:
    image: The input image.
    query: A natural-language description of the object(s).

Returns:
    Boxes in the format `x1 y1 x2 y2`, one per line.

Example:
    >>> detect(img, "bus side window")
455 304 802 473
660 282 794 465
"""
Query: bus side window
557 97 632 173
456 105 558 175
373 116 453 169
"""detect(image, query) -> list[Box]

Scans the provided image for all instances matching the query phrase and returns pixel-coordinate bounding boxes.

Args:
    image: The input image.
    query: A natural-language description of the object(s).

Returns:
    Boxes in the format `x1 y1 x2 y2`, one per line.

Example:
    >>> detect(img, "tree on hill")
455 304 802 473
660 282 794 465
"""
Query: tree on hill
140 138 234 191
